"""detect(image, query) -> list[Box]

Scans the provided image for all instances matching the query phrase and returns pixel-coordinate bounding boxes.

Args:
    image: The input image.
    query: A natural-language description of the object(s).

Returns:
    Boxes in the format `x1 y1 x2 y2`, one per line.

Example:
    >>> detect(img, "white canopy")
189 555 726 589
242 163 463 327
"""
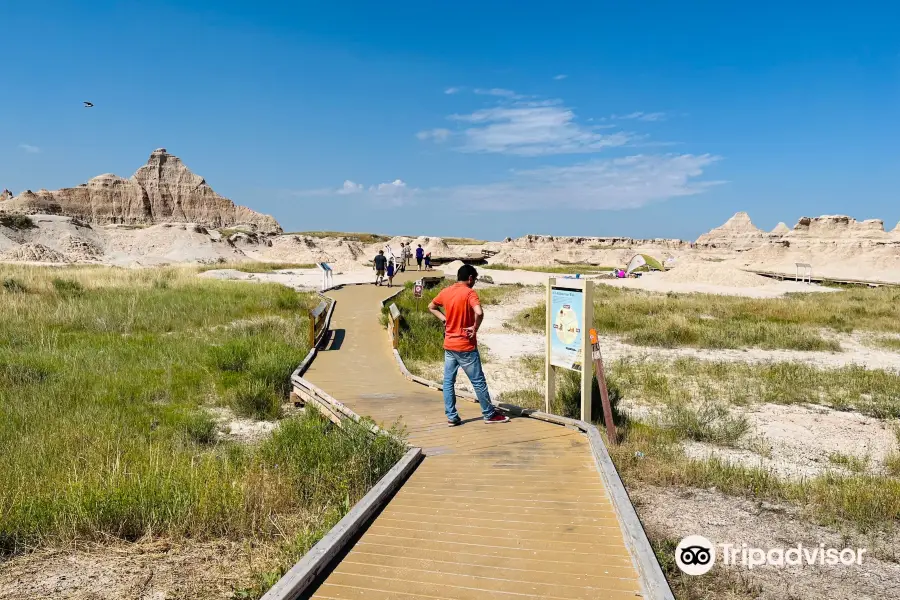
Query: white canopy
626 254 647 274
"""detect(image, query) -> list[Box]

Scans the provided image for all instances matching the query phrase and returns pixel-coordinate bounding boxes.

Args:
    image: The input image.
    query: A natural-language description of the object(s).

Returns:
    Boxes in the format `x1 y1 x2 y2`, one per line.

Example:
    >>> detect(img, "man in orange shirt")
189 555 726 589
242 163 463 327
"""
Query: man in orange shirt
428 264 510 426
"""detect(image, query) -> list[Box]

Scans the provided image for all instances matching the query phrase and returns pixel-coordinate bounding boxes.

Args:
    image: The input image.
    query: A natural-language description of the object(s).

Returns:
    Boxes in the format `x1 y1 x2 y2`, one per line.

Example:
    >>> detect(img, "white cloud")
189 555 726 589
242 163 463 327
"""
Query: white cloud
337 180 363 194
617 111 666 122
433 153 721 210
294 153 720 212
553 74 568 80
415 128 451 142
448 101 632 156
444 87 461 94
473 88 520 98
19 144 40 154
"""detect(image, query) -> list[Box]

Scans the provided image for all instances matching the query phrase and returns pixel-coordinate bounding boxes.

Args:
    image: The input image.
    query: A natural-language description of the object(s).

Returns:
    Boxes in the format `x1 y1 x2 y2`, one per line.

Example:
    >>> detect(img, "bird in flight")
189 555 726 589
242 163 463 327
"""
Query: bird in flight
83 101 93 108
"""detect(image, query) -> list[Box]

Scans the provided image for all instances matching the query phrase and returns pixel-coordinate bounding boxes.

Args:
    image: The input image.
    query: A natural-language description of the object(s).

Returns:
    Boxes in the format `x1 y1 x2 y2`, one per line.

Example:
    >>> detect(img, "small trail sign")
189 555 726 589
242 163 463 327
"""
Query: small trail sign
414 280 424 298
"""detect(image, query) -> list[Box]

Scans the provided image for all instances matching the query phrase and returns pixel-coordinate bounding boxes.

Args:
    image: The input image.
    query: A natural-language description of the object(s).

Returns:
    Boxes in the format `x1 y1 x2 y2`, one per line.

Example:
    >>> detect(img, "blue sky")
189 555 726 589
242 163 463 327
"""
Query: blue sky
2 1 898 240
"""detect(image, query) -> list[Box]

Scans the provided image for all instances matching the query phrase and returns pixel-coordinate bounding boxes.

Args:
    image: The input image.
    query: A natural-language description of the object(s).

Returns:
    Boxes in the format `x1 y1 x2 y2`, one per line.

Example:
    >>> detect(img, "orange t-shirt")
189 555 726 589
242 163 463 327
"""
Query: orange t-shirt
432 283 480 352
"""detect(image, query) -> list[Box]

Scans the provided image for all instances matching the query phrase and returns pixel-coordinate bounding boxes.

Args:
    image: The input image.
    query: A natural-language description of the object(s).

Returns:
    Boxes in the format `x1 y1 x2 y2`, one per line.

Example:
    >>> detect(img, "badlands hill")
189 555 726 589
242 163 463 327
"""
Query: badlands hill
0 149 280 234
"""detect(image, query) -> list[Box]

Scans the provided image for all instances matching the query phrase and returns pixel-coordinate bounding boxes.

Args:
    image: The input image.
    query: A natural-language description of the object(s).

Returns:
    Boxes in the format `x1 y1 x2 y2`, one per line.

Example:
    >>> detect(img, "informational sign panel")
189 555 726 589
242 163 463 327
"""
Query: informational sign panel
549 287 585 372
318 262 332 272
545 278 594 421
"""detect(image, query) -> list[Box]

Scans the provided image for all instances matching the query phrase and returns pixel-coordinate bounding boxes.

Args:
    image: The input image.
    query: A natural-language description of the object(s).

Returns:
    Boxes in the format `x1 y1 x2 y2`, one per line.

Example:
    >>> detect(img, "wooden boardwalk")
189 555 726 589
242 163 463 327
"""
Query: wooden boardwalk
302 271 645 599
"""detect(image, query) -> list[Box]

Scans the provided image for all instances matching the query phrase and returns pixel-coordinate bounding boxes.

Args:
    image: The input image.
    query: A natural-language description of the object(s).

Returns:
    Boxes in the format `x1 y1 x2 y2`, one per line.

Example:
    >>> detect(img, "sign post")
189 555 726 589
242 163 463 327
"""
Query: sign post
317 262 333 291
545 278 594 422
414 279 423 311
590 328 617 444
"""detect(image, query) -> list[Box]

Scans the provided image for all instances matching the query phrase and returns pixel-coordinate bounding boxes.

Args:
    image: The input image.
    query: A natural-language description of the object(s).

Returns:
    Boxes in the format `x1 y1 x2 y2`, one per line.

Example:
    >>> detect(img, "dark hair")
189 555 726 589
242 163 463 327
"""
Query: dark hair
457 264 478 281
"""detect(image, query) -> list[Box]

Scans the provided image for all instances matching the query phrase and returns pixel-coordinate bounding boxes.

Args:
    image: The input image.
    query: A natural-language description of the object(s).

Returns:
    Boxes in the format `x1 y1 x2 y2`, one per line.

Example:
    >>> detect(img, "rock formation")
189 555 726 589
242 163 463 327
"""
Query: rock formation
0 149 281 233
771 222 790 235
790 215 887 238
695 212 767 247
0 189 12 202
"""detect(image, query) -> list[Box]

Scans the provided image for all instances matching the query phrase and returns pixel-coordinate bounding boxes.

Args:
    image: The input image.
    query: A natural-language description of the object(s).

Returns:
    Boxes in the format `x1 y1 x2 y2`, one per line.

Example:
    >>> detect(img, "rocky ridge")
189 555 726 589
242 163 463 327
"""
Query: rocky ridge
0 149 281 233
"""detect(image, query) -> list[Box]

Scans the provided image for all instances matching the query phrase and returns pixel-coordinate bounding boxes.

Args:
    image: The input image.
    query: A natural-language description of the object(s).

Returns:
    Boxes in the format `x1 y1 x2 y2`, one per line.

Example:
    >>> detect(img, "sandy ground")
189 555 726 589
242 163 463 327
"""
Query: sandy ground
0 539 268 600
633 484 900 600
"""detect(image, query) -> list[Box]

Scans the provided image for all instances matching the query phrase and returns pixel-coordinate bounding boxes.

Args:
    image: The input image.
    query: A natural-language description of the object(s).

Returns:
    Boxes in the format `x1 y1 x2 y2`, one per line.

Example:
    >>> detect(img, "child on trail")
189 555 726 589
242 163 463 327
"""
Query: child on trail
386 258 396 287
415 244 424 270
373 250 387 286
428 264 509 426
424 252 432 270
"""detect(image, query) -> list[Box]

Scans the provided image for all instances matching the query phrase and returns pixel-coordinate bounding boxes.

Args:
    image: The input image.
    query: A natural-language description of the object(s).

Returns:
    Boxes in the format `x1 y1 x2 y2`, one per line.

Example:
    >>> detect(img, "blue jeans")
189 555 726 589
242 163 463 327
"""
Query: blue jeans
443 349 495 421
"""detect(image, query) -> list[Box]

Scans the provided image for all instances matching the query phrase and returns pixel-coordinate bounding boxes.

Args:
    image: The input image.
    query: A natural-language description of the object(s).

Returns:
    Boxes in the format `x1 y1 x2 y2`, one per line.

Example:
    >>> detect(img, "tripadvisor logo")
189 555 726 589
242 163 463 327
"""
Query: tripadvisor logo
675 535 716 575
675 535 868 575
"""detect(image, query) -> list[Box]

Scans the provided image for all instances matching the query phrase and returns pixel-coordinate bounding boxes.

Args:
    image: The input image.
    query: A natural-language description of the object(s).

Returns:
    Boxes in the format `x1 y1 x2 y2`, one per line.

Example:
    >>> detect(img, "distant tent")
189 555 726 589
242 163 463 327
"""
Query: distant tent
625 254 647 274
626 254 664 274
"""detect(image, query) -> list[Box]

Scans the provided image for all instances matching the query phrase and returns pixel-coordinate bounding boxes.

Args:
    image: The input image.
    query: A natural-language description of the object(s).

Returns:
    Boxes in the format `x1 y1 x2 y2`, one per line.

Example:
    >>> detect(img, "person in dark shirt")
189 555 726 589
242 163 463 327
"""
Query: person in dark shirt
415 244 424 270
373 250 387 286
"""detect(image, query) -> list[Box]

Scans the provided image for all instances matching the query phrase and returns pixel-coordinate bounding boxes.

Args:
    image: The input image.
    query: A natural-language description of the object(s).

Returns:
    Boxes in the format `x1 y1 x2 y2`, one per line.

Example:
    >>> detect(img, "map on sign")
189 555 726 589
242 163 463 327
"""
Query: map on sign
550 287 584 371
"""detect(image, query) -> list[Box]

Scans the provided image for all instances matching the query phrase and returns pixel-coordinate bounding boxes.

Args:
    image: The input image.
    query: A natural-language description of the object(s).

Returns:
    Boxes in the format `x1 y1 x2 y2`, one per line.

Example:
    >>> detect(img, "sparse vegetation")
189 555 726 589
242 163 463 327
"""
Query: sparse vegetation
484 263 617 273
828 452 870 474
2 278 26 293
286 230 391 244
611 357 900 419
197 261 317 273
874 336 900 351
0 214 36 230
444 237 488 245
508 285 900 350
0 263 405 585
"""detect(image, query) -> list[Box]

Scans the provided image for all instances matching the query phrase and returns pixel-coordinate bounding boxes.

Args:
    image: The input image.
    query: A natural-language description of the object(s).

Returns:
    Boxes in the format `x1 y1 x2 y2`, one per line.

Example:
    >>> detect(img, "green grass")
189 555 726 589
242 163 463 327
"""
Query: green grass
610 357 900 419
0 264 405 575
197 261 317 273
507 284 900 351
874 336 900 351
285 231 391 243
0 214 36 230
380 281 521 366
828 452 870 474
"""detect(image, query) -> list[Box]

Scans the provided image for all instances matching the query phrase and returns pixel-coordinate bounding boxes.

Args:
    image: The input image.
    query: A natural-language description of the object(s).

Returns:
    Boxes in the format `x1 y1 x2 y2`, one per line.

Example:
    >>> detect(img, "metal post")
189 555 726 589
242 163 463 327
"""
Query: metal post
545 278 556 414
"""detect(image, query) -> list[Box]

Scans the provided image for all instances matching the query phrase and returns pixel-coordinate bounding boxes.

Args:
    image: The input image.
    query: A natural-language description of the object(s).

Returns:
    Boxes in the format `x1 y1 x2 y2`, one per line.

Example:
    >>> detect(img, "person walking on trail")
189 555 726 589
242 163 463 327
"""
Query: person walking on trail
424 251 432 270
415 244 424 270
428 264 510 426
404 242 411 267
373 250 387 286
386 257 396 287
399 243 408 272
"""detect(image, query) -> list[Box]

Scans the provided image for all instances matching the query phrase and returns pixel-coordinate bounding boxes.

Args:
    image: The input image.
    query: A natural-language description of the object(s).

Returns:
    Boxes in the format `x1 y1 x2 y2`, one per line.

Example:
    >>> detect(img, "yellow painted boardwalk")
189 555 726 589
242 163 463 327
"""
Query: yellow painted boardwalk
303 271 644 599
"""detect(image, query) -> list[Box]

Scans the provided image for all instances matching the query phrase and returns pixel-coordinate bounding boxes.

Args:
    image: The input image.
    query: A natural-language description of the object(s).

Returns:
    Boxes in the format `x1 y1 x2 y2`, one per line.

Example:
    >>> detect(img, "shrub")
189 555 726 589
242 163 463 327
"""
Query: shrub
2 278 26 293
51 278 84 296
231 380 282 420
0 215 36 230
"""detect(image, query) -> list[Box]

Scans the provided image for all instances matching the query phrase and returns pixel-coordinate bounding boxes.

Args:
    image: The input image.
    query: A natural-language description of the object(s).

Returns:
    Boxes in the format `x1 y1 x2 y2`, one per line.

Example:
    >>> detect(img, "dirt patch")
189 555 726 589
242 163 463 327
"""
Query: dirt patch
0 539 273 600
632 483 900 600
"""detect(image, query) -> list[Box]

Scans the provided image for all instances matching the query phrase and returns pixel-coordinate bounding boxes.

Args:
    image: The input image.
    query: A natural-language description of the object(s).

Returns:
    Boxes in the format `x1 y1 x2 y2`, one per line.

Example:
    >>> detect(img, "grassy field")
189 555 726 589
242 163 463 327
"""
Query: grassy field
507 284 900 351
380 281 522 368
197 261 317 273
284 231 391 243
0 265 405 592
443 237 488 245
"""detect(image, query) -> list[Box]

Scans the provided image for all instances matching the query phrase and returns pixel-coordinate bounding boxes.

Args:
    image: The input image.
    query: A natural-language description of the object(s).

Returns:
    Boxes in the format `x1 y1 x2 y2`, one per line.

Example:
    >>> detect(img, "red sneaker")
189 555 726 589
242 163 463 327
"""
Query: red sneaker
484 413 510 424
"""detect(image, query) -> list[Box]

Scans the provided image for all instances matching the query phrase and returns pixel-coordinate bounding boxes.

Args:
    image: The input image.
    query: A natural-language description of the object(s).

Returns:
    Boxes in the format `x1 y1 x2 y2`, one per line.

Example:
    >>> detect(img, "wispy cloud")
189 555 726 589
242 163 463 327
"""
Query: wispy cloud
473 88 521 98
448 100 632 156
415 128 451 142
553 74 568 80
293 154 721 211
419 89 645 156
19 144 40 154
292 178 418 207
616 111 666 122
444 87 461 95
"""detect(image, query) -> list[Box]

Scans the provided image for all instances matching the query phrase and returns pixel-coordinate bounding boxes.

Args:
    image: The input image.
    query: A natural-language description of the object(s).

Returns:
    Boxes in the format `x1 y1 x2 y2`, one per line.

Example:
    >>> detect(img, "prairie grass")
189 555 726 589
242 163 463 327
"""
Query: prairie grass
197 261 317 273
0 264 405 565
874 336 900 351
611 357 900 419
285 231 391 243
508 285 900 350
